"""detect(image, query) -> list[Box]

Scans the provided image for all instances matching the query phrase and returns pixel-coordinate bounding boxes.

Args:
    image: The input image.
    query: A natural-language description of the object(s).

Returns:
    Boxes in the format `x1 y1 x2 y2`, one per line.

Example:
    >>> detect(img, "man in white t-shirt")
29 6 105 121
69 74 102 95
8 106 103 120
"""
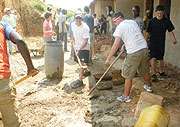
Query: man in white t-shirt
2 8 19 54
71 12 91 88
93 14 101 36
105 11 152 102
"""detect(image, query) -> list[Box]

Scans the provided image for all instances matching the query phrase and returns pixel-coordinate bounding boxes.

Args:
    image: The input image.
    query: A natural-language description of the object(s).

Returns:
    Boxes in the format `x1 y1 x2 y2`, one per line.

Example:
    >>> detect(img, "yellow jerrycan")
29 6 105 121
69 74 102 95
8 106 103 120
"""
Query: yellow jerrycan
135 105 169 127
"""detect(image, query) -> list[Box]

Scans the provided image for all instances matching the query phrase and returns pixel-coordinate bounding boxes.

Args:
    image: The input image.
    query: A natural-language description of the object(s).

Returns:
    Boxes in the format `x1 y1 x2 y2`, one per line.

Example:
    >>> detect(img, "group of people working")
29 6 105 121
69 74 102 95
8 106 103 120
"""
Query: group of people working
0 4 177 127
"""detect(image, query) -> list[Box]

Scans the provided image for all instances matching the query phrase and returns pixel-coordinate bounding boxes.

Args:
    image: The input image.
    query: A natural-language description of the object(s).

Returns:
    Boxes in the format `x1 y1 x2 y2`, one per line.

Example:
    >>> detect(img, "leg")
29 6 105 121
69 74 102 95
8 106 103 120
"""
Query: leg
159 60 164 73
0 78 21 127
143 73 151 86
59 33 63 43
64 33 67 51
151 58 157 75
124 79 132 97
8 40 12 54
70 44 74 57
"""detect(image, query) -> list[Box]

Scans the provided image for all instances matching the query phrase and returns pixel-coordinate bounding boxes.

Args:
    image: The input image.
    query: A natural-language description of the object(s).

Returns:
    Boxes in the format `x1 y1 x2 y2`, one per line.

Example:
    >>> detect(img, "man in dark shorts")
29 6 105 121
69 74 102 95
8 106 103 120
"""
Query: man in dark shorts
146 5 177 82
71 11 91 88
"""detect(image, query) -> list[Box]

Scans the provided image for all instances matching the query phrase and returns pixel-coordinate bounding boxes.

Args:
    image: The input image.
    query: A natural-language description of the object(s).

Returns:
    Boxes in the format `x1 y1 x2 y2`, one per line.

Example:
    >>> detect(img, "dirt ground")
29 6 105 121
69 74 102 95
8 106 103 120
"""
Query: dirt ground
0 36 180 127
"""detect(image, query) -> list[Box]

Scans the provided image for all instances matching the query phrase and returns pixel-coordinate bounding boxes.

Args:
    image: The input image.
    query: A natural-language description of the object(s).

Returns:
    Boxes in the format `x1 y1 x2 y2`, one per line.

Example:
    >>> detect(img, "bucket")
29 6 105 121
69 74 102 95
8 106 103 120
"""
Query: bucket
45 41 64 79
135 105 169 127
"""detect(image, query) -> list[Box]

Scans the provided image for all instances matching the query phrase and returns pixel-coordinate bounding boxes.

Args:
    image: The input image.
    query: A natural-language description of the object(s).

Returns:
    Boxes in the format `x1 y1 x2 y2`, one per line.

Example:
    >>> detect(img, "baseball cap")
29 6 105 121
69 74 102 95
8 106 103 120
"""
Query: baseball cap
74 10 82 18
4 8 11 13
47 7 52 11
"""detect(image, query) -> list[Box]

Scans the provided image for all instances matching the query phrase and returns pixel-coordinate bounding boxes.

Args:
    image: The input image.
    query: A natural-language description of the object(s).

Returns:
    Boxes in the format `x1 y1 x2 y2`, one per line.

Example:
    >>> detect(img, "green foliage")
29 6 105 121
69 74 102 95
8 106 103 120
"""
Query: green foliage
34 0 46 12
66 11 75 22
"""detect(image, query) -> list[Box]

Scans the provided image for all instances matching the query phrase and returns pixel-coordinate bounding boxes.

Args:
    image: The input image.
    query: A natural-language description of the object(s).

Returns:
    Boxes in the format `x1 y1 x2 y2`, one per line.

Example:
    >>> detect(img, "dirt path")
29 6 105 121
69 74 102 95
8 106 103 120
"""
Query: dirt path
0 37 180 127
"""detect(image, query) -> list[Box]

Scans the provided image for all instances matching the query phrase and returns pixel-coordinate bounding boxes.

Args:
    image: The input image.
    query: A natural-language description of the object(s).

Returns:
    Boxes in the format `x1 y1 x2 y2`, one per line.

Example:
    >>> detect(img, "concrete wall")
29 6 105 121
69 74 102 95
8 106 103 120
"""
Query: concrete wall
115 0 145 19
94 0 114 18
164 0 180 68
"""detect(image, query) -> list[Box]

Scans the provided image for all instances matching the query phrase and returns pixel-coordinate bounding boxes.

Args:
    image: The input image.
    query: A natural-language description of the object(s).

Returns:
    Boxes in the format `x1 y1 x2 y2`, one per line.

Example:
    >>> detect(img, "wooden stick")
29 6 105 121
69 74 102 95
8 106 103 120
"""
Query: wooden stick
88 50 124 95
72 43 87 69
15 71 38 85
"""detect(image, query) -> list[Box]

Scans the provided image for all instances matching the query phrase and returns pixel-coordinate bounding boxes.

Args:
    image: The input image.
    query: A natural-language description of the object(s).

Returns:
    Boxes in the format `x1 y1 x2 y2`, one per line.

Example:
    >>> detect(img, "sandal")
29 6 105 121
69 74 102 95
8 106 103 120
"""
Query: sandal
71 79 84 89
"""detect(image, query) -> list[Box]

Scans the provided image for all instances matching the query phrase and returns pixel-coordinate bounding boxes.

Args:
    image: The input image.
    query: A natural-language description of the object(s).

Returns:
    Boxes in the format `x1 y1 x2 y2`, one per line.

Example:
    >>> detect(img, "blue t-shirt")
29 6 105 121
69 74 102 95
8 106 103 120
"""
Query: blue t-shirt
83 14 94 33
69 17 75 38
0 21 15 40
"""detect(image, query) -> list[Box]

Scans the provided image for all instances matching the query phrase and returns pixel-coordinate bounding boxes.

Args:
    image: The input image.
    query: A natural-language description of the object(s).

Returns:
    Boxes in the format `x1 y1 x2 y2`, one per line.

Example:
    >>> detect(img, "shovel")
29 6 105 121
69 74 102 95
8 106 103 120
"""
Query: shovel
15 70 38 85
88 50 124 95
72 43 87 69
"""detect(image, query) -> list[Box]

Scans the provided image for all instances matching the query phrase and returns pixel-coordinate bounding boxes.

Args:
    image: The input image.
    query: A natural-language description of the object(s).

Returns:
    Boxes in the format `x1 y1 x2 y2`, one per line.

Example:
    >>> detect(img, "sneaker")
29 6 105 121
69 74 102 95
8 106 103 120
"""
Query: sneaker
117 95 131 102
158 72 168 78
83 71 91 77
151 74 158 82
93 56 99 60
143 84 152 92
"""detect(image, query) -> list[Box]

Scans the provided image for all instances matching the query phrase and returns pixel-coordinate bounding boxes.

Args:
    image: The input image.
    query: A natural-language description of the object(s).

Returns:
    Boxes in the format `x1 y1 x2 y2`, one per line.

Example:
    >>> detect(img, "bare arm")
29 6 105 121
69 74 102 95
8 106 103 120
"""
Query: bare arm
77 38 88 56
169 31 177 44
105 36 121 64
10 32 38 75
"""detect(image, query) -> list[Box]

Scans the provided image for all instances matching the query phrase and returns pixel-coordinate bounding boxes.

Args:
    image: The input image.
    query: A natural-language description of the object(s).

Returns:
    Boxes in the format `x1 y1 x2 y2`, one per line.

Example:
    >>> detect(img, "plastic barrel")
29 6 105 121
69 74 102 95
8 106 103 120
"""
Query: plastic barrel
45 41 64 79
135 105 170 127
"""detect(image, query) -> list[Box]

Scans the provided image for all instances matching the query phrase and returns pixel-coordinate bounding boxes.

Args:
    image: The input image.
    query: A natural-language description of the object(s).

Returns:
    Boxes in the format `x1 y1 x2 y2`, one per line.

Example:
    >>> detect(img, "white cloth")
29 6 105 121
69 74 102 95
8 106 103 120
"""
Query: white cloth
113 20 147 54
2 14 18 27
107 16 114 32
71 22 90 50
58 14 67 33
55 13 60 26
94 18 99 27
133 16 144 32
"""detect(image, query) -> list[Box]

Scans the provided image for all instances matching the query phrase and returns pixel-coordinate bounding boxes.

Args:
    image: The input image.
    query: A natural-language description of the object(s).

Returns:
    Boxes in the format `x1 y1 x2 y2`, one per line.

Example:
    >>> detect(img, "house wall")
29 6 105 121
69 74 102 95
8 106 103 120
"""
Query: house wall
94 0 114 18
115 0 145 19
164 0 180 68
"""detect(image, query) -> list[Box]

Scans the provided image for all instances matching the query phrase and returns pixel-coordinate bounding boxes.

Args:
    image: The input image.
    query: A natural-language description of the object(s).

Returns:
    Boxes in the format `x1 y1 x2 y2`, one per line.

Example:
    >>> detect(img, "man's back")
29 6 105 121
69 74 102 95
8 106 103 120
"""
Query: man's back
114 20 147 54
83 14 94 33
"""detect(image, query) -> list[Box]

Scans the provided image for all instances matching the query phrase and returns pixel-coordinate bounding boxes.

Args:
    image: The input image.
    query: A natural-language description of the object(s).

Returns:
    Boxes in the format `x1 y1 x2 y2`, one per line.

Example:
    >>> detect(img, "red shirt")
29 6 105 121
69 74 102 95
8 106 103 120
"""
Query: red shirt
0 22 14 79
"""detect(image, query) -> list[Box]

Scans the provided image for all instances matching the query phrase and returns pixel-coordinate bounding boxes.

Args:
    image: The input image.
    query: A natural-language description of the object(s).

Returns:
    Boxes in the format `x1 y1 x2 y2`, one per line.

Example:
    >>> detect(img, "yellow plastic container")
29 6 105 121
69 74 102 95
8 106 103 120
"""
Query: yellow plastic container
135 105 169 127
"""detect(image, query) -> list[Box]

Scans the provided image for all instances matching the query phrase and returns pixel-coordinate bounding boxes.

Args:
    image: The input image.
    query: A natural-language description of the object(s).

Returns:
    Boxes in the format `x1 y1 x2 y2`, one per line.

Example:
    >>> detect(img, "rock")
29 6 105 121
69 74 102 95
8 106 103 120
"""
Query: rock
135 92 164 118
97 81 113 90
121 117 136 127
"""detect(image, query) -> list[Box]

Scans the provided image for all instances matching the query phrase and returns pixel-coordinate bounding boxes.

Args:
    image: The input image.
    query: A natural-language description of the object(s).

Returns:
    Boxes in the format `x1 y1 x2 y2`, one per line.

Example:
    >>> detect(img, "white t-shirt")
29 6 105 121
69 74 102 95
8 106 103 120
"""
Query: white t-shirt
2 14 18 27
58 14 67 33
113 20 147 54
71 22 90 50
94 18 99 27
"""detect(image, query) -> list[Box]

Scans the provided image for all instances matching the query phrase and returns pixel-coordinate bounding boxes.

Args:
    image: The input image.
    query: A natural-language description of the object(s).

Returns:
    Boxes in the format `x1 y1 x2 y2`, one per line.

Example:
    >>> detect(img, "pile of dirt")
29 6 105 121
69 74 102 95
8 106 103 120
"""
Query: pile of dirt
0 0 45 36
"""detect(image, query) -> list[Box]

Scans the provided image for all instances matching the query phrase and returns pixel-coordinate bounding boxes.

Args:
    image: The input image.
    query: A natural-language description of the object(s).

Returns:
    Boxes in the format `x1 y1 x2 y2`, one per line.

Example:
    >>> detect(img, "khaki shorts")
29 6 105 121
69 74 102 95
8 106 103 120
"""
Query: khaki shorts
122 48 150 79
0 77 21 127
89 33 95 46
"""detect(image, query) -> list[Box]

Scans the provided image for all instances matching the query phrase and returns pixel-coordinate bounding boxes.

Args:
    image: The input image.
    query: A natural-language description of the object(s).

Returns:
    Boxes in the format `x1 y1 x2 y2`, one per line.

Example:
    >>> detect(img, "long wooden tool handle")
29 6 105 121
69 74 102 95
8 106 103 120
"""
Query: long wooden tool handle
88 50 124 95
15 71 38 85
72 43 84 68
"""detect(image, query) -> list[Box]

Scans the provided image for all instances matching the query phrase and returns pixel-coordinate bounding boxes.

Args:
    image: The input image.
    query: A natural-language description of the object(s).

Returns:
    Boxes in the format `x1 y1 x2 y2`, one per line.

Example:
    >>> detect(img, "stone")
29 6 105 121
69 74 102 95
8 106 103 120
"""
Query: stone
135 92 164 118
97 81 113 90
121 117 136 127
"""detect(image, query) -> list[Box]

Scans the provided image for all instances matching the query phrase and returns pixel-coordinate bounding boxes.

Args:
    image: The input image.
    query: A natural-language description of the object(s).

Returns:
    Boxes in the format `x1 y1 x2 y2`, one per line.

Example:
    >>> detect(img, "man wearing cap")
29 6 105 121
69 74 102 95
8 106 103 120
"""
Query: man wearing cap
0 21 38 127
70 11 90 88
40 6 52 18
2 8 19 54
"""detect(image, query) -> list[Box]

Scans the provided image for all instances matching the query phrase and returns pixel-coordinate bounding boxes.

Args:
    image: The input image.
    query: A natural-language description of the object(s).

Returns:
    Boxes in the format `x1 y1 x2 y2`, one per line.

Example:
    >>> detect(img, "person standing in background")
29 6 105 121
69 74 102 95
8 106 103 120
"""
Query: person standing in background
106 6 115 36
54 8 61 41
59 9 68 51
93 14 101 36
100 14 107 35
83 6 99 61
132 5 144 33
146 5 177 82
143 10 151 38
69 15 75 59
2 8 19 54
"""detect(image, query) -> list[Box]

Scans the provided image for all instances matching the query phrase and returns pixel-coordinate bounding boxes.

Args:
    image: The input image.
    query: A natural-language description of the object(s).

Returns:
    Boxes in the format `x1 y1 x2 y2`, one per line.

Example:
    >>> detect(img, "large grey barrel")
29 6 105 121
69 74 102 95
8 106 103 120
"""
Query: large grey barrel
45 41 64 79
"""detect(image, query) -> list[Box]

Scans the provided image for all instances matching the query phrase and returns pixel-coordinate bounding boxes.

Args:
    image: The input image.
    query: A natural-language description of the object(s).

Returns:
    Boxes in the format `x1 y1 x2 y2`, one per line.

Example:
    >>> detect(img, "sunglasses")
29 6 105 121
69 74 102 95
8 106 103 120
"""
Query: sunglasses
75 17 82 19
113 16 121 23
